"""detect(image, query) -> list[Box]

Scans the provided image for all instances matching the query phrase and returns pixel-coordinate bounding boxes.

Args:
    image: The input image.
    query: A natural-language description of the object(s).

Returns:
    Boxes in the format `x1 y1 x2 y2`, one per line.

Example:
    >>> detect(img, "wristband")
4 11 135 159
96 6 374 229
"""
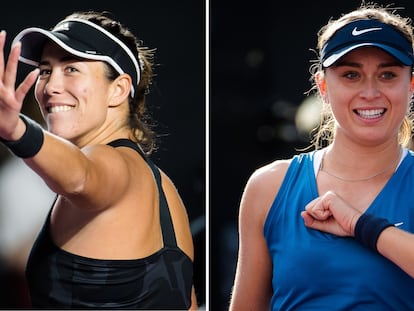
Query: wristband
0 114 44 158
354 213 393 252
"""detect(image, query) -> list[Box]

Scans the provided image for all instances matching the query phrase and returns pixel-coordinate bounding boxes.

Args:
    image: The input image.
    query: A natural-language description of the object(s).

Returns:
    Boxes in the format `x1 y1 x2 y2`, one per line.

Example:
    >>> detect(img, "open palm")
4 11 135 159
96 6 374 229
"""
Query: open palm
0 31 38 140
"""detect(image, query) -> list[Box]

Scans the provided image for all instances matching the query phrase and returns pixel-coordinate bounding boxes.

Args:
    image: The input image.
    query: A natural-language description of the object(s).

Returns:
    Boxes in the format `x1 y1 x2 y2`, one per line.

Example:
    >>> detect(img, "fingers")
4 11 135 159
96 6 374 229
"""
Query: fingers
301 210 316 227
0 31 6 78
304 196 332 220
302 191 360 237
16 68 39 103
301 210 326 231
301 210 347 236
3 40 20 89
0 32 38 108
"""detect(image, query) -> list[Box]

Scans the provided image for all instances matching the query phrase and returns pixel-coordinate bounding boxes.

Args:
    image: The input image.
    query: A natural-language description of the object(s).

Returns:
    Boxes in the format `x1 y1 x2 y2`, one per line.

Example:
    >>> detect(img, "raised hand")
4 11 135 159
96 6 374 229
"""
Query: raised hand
0 31 39 140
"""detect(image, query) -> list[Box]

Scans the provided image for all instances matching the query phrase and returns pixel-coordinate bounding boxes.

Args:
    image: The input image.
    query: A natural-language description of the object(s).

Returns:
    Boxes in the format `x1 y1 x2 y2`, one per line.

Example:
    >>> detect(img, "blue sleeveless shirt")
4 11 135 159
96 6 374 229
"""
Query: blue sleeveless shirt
264 150 414 310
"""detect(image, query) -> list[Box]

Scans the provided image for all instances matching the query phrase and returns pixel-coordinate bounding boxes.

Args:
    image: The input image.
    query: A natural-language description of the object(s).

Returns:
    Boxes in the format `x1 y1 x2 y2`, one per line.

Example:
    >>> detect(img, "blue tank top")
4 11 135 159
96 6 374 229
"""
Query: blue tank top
264 150 414 310
25 139 193 309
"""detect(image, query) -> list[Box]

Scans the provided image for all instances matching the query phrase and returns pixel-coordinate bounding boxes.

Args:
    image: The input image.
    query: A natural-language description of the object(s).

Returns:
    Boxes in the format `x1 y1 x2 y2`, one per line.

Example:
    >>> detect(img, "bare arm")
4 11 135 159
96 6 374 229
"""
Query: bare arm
229 174 273 311
189 286 197 310
24 136 131 210
377 226 414 278
302 191 414 278
229 160 290 310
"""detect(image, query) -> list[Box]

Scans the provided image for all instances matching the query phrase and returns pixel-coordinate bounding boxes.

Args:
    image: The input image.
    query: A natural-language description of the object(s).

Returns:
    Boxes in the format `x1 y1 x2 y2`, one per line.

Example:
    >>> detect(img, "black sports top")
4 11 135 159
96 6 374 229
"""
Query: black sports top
25 139 193 309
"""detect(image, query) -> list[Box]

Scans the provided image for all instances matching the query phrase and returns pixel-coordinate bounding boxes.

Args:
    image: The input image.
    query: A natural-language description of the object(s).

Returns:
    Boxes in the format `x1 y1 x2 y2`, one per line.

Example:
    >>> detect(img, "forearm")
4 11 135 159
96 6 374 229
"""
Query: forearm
353 213 414 278
24 130 90 195
0 114 90 195
377 226 414 279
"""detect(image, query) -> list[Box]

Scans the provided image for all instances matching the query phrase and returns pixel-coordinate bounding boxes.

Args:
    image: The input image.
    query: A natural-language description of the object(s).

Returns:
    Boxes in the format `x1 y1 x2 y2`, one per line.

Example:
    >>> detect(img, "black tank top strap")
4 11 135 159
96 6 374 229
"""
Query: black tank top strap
107 138 177 247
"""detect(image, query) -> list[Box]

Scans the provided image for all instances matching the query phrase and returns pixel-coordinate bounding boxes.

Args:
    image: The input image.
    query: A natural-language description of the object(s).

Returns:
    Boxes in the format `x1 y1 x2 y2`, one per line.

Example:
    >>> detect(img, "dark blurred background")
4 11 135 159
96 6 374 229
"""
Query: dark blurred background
0 0 205 308
3 0 414 309
211 0 414 310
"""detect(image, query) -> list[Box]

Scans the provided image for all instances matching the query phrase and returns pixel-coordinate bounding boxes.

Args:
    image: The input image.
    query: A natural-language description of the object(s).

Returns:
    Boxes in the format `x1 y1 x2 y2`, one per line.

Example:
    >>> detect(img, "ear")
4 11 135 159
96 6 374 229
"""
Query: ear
315 71 326 95
410 74 414 92
108 74 132 107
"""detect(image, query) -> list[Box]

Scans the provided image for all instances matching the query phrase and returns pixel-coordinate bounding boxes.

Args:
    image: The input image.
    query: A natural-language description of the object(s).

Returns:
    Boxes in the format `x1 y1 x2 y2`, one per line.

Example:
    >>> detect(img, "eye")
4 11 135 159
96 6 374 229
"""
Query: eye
38 68 51 77
380 71 397 80
65 66 79 73
342 71 360 80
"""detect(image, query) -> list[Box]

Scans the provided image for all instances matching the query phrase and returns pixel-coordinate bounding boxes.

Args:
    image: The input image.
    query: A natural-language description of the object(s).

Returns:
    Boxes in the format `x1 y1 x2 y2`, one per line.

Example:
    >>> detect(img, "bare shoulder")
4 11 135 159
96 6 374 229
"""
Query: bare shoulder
249 158 292 185
158 170 185 212
81 143 132 174
244 158 292 200
159 170 194 260
240 158 292 224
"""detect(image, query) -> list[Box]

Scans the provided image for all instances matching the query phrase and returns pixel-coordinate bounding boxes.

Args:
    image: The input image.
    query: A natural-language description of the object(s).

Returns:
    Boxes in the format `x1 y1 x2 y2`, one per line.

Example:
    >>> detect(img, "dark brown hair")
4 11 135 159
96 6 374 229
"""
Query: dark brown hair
66 11 157 154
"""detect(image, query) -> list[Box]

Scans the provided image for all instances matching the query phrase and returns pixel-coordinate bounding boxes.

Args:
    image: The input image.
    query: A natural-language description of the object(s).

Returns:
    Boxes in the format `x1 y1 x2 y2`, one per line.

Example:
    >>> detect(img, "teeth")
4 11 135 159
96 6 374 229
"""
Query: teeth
48 105 73 113
356 109 384 119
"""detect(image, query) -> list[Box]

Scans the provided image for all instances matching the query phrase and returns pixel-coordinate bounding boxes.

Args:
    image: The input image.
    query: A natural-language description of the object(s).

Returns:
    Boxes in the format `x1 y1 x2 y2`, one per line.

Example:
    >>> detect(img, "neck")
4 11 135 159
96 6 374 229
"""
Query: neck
319 145 403 183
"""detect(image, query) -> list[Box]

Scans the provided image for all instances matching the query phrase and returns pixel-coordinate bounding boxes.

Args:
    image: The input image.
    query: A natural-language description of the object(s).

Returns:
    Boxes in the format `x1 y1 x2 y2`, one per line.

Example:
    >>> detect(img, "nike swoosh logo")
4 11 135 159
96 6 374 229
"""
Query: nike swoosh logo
352 27 382 36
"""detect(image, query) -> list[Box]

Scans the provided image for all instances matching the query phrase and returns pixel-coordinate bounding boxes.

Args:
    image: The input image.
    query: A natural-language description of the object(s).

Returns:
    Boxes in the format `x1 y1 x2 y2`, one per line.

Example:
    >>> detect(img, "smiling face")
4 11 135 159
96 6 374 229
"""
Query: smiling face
34 41 116 145
320 46 414 147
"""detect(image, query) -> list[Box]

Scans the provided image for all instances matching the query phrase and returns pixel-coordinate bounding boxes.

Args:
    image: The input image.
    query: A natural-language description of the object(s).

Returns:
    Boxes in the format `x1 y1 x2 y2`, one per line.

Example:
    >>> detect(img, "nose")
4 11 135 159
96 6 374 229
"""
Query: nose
359 79 381 100
43 70 64 95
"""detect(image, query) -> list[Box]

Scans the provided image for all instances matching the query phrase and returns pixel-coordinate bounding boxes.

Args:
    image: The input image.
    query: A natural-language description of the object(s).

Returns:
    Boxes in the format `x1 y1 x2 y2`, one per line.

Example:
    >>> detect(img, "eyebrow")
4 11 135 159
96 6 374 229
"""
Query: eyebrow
39 55 84 66
333 60 405 68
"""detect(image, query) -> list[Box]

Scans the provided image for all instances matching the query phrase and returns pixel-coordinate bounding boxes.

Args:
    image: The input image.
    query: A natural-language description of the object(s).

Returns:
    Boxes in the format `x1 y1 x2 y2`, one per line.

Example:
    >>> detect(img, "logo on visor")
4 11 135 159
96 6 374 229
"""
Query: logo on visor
352 27 382 36
53 22 70 32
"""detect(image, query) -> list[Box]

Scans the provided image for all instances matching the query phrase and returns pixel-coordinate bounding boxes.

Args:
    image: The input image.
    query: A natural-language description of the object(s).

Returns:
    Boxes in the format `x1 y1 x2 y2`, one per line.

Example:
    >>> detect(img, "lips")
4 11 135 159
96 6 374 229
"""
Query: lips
355 108 385 119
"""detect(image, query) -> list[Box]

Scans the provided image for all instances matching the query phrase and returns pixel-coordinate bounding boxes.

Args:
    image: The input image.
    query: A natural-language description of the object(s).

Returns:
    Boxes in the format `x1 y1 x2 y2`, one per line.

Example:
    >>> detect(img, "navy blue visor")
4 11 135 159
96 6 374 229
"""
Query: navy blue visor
321 19 414 67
